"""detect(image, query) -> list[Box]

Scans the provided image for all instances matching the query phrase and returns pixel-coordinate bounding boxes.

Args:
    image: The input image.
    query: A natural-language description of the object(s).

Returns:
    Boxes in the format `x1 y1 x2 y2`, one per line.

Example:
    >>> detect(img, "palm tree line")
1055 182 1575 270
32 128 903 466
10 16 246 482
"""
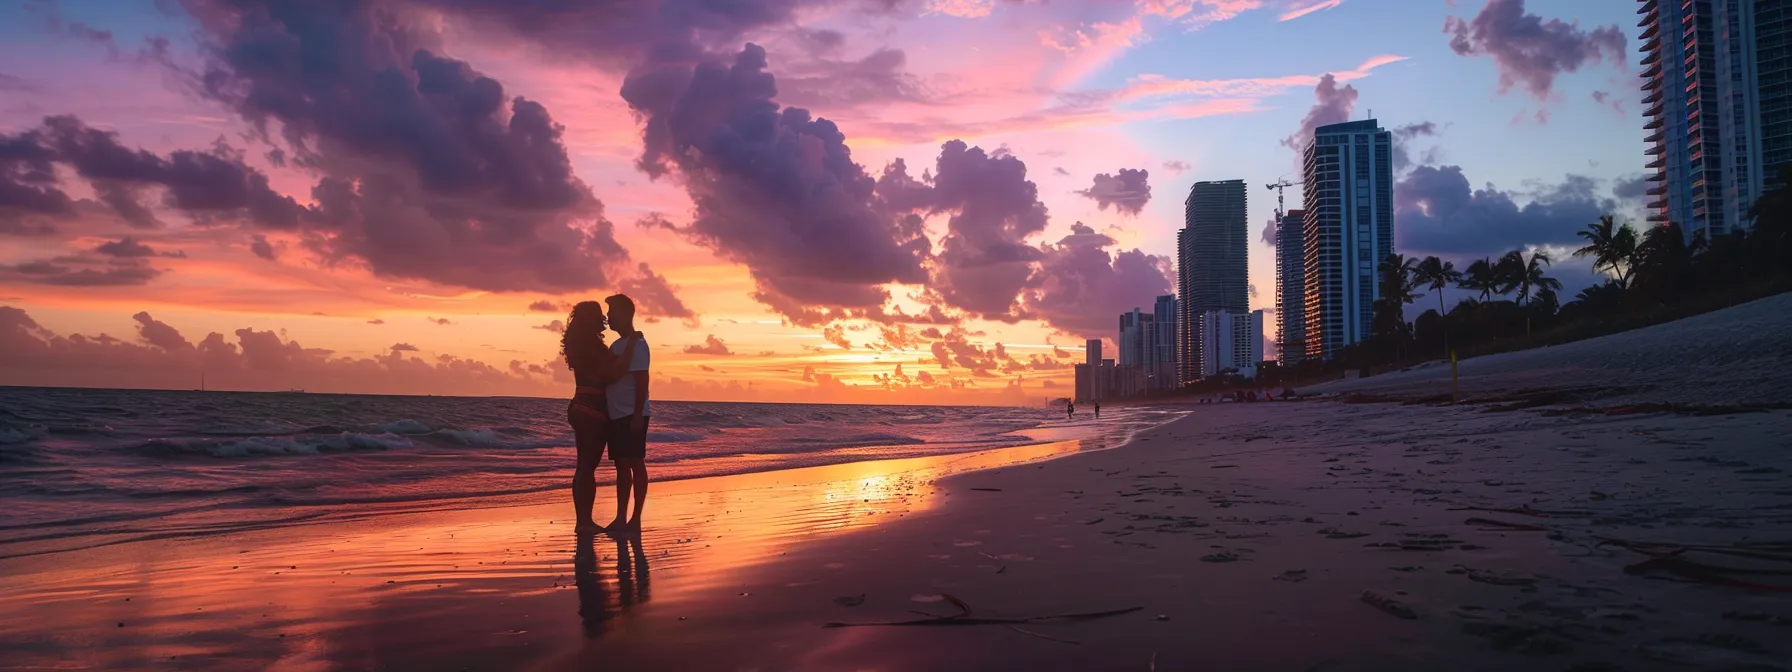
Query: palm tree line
1254 169 1792 384
1342 181 1792 372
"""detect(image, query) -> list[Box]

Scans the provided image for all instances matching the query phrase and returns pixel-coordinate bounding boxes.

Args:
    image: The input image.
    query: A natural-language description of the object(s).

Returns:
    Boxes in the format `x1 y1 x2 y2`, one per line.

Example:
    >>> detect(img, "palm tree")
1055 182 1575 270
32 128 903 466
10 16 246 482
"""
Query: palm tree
1373 253 1421 339
1494 250 1526 298
1532 285 1561 316
1573 216 1640 288
1460 257 1497 301
1413 256 1462 317
1559 281 1625 322
1514 251 1562 307
1631 222 1698 302
1749 167 1792 269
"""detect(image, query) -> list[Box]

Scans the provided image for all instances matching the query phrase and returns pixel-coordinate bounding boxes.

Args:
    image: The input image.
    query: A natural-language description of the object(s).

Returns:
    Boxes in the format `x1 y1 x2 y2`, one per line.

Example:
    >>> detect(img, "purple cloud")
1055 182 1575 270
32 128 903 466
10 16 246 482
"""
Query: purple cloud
176 0 634 293
682 335 733 355
617 262 696 323
0 254 163 286
94 237 156 258
132 311 193 351
1445 0 1625 100
1391 121 1439 171
889 140 1051 321
249 235 277 261
1025 223 1173 338
621 44 930 325
1282 73 1358 155
0 306 566 396
1395 165 1605 255
1077 168 1152 216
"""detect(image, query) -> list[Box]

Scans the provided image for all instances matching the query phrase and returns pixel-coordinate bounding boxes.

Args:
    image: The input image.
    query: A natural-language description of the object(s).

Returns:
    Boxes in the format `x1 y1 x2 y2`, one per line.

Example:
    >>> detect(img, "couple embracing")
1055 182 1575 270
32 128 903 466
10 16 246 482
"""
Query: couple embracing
560 294 652 533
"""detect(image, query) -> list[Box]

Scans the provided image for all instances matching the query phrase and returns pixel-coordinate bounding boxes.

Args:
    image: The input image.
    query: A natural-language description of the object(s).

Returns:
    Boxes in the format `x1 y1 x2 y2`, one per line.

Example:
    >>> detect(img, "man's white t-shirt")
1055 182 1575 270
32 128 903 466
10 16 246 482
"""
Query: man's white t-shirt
606 334 650 419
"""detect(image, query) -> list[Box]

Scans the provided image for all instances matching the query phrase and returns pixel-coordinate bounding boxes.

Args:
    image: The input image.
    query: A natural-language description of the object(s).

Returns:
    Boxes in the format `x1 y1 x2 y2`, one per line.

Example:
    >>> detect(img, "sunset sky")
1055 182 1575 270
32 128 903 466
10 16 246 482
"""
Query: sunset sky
1 0 1641 404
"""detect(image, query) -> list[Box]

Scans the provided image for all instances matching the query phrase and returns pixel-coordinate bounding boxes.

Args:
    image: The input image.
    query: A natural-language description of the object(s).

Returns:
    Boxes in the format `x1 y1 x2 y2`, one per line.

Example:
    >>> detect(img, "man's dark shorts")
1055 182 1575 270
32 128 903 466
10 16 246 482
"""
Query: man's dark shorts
606 415 649 461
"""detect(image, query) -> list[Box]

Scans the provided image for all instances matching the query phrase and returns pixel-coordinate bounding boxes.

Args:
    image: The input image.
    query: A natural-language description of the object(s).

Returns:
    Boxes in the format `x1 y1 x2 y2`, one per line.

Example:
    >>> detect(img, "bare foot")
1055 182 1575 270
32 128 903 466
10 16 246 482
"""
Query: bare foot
575 520 602 533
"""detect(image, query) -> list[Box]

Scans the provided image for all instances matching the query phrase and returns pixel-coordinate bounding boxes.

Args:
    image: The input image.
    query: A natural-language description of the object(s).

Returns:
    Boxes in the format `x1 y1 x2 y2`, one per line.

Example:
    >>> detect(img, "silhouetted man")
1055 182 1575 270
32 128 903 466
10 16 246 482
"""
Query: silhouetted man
603 294 651 531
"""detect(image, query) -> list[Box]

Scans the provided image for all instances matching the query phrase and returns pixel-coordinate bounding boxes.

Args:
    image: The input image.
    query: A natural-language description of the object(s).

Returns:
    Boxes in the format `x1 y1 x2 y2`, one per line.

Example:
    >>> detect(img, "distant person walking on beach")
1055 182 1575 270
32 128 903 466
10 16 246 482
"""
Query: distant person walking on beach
1094 400 1100 419
603 294 652 532
562 301 641 533
1066 401 1075 419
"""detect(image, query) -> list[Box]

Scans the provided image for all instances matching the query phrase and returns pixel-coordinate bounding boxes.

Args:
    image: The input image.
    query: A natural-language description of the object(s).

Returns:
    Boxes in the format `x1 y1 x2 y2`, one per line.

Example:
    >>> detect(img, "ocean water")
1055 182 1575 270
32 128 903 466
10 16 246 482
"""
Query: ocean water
0 386 1174 557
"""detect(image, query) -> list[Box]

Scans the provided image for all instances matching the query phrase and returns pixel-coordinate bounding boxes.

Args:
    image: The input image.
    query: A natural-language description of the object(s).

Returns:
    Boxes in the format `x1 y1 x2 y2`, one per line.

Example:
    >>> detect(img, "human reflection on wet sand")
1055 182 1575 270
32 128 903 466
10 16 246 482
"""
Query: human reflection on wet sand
574 530 651 639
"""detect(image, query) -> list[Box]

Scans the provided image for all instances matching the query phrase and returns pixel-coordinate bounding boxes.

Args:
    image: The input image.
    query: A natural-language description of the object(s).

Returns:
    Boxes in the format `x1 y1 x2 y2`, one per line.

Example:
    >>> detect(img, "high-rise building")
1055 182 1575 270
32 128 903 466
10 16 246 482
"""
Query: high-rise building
1302 119 1393 361
1196 309 1265 379
1118 309 1152 367
1151 294 1179 390
1638 0 1792 239
1274 208 1307 364
1177 180 1249 382
1085 338 1102 368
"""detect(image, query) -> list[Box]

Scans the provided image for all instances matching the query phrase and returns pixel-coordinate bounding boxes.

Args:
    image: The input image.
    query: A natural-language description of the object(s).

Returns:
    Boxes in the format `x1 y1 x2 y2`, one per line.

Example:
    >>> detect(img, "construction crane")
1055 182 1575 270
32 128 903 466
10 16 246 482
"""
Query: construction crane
1265 179 1297 219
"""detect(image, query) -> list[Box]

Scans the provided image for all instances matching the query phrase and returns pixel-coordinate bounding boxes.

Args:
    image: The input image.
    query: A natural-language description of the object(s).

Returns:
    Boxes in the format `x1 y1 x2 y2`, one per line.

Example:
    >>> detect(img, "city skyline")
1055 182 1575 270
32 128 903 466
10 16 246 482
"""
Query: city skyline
2 0 1646 403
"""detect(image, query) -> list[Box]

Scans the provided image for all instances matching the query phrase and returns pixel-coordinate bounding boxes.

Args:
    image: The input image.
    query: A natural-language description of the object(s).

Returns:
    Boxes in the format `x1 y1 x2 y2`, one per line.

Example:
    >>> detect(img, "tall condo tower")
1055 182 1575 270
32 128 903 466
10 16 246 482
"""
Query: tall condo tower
1177 179 1249 381
1638 0 1792 239
1301 120 1393 361
1274 208 1307 364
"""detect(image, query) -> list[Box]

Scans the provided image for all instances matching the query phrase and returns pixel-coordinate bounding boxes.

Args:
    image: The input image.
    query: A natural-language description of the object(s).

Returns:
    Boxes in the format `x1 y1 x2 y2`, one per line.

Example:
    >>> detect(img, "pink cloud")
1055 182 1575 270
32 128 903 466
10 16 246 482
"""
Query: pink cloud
1279 0 1344 21
925 0 998 18
1113 54 1405 103
0 305 565 397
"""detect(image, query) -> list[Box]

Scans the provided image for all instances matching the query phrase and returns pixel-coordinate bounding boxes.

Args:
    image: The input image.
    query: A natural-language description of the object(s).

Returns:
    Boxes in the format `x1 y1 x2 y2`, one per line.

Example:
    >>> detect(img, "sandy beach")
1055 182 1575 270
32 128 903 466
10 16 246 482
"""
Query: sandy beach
6 301 1792 670
3 400 1789 670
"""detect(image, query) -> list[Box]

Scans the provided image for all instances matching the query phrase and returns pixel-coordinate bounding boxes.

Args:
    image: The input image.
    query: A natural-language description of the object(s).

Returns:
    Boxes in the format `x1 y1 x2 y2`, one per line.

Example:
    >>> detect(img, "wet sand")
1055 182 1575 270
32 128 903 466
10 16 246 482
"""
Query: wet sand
4 402 1791 671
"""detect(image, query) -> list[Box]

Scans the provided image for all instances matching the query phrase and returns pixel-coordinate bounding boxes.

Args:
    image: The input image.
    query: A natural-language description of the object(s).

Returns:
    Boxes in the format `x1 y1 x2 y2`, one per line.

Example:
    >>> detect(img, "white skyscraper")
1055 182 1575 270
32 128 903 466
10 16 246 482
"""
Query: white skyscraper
1196 309 1265 379
1302 119 1393 361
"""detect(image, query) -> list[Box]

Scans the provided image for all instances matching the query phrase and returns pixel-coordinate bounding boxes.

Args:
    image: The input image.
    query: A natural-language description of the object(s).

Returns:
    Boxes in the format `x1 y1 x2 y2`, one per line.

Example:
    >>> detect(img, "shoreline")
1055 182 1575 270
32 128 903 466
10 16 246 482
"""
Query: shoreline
0 407 1188 669
0 404 1175 562
5 400 1790 670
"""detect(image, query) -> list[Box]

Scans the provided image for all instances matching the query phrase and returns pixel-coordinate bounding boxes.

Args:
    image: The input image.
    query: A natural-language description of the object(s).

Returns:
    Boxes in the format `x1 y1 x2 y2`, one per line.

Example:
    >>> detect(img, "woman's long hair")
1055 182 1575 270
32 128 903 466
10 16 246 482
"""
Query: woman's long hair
560 301 608 372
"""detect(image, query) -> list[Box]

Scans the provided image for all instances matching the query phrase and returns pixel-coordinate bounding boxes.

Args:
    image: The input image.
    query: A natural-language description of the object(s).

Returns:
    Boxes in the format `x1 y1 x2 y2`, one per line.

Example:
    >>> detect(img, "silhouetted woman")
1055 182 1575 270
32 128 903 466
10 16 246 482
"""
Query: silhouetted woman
562 301 640 532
